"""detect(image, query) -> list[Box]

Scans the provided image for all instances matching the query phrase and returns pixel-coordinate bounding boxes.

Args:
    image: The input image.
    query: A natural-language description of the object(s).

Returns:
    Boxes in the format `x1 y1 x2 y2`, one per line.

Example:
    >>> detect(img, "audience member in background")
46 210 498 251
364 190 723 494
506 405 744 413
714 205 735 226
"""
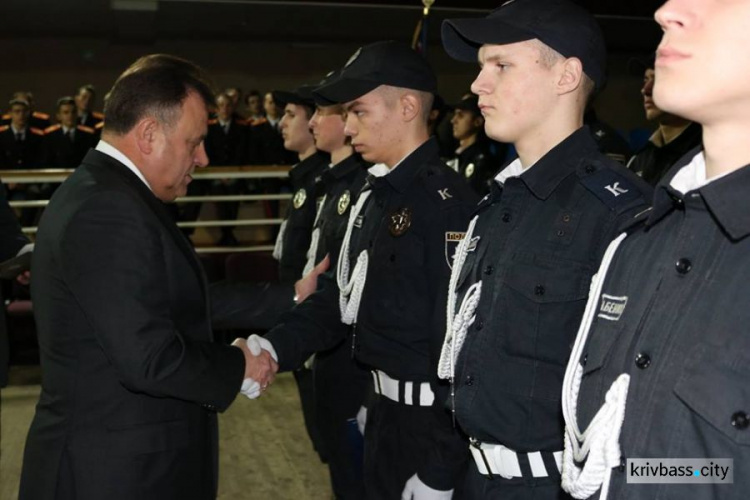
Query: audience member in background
44 96 97 169
224 87 245 120
430 94 458 158
626 55 702 185
1 91 50 130
206 93 248 246
245 89 265 125
447 95 500 195
75 84 104 130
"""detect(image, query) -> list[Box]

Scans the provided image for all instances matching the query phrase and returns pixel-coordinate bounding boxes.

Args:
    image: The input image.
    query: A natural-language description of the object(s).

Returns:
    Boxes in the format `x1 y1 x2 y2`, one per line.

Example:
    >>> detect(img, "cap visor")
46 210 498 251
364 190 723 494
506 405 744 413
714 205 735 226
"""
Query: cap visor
314 77 380 105
272 90 297 107
442 18 535 62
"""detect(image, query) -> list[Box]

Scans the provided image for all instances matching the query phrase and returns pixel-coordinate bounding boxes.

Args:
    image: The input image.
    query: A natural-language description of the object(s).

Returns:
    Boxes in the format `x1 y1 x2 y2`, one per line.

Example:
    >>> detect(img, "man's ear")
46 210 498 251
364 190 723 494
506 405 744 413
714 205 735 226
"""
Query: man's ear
557 57 584 96
400 92 421 123
134 117 159 155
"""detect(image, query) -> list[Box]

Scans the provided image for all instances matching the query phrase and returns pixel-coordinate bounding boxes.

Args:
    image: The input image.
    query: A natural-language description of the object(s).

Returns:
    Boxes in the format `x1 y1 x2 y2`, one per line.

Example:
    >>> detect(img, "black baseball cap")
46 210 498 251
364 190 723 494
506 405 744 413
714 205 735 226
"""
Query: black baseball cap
442 0 607 90
312 70 342 107
314 40 437 104
272 84 316 109
452 95 480 114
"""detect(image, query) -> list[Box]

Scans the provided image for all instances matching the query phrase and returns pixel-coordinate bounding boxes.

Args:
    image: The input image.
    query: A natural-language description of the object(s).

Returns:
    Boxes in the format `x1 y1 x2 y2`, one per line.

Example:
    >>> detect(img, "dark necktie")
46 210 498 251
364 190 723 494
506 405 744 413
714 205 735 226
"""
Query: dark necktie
15 132 22 143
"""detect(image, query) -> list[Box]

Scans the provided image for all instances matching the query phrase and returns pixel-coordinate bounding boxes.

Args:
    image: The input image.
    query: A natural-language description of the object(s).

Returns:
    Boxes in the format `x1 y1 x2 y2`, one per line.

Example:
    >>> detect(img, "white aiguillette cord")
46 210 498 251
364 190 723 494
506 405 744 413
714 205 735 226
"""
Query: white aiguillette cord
337 189 372 325
302 194 327 276
561 232 630 500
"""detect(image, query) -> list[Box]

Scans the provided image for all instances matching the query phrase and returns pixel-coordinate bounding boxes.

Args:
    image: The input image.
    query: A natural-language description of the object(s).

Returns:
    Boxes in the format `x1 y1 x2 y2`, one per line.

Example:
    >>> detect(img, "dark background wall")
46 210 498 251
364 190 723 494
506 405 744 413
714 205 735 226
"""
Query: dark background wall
0 0 662 135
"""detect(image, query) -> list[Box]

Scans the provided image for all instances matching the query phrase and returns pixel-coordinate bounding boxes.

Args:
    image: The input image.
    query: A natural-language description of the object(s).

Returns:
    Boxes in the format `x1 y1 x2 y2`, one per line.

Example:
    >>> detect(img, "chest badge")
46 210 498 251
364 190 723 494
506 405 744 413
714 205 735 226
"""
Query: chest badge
464 163 475 178
337 190 351 215
293 188 307 209
389 207 412 237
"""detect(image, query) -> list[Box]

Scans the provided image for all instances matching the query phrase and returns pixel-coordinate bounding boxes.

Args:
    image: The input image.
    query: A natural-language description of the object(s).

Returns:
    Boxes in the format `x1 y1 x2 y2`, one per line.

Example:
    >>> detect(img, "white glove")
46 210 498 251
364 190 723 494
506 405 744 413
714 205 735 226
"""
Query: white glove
356 405 367 435
401 474 453 500
239 335 278 400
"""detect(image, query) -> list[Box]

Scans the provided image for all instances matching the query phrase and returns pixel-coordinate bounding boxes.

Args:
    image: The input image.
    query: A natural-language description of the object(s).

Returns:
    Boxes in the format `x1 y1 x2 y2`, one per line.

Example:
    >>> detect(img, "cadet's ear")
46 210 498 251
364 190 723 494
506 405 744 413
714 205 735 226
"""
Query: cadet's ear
400 92 421 123
557 57 584 96
134 117 159 155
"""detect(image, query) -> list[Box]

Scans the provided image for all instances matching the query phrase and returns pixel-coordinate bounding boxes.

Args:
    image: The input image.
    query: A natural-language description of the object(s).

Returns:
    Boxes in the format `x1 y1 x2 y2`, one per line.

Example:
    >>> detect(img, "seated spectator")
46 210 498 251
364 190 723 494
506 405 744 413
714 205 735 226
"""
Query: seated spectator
2 91 50 130
245 89 265 125
74 84 104 130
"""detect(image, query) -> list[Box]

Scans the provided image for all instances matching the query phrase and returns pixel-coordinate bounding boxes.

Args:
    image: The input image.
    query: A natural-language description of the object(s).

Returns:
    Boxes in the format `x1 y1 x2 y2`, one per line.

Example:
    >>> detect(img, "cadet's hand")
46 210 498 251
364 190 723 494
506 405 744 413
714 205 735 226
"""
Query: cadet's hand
232 337 277 389
16 270 30 285
294 254 330 304
401 474 453 500
356 405 367 435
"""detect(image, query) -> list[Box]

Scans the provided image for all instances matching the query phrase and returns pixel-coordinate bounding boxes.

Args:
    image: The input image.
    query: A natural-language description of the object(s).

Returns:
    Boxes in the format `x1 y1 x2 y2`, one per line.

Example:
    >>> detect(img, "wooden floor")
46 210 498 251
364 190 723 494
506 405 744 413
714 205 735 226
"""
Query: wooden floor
0 366 332 500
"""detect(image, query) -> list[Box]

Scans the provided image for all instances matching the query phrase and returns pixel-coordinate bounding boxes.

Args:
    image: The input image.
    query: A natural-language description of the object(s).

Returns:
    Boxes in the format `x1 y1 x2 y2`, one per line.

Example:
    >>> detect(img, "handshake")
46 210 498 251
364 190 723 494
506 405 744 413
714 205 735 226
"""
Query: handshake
232 334 279 399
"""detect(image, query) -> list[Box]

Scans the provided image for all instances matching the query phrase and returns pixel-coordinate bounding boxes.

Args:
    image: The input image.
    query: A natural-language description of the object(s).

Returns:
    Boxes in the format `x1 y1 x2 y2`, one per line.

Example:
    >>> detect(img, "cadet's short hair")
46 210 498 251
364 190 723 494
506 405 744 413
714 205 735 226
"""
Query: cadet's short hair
77 84 96 96
56 96 76 110
103 54 215 136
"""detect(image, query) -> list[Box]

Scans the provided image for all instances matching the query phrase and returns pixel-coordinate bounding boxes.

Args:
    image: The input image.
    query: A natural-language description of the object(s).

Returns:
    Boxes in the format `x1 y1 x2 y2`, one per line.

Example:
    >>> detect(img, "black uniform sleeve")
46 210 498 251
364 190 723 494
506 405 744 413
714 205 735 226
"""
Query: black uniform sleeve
263 269 350 371
419 181 476 490
209 280 294 331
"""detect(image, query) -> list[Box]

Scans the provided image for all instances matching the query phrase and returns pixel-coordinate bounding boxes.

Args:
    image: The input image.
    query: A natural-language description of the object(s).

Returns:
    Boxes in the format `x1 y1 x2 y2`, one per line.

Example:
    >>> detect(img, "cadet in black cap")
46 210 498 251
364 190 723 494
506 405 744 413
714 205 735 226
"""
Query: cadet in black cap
257 40 478 499
440 1 652 498
446 95 499 195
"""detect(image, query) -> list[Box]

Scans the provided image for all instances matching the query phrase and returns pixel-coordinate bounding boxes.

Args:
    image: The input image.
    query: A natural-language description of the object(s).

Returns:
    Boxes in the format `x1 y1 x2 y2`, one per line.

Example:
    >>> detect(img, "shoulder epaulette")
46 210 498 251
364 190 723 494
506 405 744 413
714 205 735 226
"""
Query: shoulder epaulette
578 160 648 213
0 125 9 133
251 117 268 127
29 127 45 136
208 118 218 125
91 111 105 119
1 113 9 121
234 118 248 126
422 165 470 208
95 121 105 130
77 124 95 134
32 111 50 120
45 124 61 134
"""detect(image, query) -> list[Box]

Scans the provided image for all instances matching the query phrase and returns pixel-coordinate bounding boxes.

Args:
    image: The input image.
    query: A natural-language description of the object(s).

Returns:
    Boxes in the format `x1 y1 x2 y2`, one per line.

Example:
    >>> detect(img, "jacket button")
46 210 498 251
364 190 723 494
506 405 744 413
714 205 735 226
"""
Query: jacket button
562 214 571 223
732 412 749 430
585 165 595 174
484 265 494 275
581 353 588 366
502 212 512 223
534 285 545 296
635 352 651 369
675 258 692 274
475 320 484 331
465 375 474 386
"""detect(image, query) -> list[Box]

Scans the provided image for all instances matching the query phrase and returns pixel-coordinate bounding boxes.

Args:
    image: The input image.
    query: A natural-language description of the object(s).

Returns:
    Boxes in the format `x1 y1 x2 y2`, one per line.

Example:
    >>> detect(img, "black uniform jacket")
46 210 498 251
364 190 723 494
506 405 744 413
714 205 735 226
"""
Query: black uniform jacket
627 122 702 186
0 125 45 169
576 147 750 499
451 127 652 452
277 151 330 284
265 138 478 489
205 118 247 166
19 150 245 500
43 124 98 168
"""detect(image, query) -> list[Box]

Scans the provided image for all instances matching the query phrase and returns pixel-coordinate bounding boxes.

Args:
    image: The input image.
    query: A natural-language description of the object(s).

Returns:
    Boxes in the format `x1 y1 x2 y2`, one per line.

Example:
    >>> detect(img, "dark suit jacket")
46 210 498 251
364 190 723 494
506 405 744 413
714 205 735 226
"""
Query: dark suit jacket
43 125 98 168
205 119 247 166
0 125 45 169
0 182 30 387
19 149 245 500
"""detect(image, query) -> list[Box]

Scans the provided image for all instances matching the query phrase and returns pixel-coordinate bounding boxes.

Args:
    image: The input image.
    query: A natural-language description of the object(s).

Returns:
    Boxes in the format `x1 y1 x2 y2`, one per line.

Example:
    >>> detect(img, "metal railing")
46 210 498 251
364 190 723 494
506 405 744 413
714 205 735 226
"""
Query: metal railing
1 165 292 253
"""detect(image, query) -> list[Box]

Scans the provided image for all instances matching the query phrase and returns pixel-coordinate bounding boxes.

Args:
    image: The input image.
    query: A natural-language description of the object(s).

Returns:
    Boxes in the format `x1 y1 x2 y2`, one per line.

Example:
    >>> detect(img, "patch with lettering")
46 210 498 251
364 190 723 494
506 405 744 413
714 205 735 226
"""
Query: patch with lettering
445 232 466 269
598 293 628 321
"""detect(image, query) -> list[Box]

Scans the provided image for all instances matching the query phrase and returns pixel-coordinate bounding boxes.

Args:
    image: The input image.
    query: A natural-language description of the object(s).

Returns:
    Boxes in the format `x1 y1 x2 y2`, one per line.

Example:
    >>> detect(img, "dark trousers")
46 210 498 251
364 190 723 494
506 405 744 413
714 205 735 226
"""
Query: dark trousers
463 457 571 499
363 396 463 499
314 344 369 499
293 367 328 463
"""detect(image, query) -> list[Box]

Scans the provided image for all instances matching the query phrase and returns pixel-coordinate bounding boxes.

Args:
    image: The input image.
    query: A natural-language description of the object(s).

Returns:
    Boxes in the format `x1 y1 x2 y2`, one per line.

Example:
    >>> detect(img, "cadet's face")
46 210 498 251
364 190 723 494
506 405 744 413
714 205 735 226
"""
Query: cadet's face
654 0 750 124
226 89 240 106
10 105 29 129
264 93 278 116
57 104 78 128
309 105 346 153
451 108 482 141
216 96 234 121
247 95 262 115
471 41 559 144
344 88 399 164
146 92 209 202
280 103 314 153
76 90 93 112
641 69 664 122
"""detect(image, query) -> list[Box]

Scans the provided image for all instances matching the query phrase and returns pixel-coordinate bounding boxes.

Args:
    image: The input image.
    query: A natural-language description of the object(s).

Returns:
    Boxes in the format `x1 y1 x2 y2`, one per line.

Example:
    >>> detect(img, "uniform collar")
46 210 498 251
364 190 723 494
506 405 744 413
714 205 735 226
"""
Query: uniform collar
326 154 366 181
648 147 750 240
496 126 598 200
367 138 439 194
289 151 329 184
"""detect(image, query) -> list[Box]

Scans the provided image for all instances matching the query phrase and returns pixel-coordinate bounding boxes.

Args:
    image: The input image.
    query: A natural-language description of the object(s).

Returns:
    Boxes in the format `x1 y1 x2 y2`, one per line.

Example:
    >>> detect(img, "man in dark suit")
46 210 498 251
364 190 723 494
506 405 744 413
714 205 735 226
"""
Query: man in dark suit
19 54 275 500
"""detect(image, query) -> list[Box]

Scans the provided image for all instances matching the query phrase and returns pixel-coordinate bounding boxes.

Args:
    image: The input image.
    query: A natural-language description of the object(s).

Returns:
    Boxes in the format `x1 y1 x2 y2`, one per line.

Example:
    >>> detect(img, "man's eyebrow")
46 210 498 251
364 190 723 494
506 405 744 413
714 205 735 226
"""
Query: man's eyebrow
345 101 363 112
